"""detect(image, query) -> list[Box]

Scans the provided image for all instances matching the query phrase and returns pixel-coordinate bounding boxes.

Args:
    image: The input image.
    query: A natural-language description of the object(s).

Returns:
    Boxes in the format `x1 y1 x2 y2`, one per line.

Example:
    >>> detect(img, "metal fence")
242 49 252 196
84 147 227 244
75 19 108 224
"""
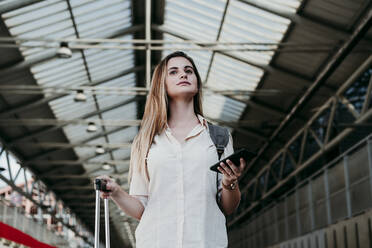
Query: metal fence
229 134 372 248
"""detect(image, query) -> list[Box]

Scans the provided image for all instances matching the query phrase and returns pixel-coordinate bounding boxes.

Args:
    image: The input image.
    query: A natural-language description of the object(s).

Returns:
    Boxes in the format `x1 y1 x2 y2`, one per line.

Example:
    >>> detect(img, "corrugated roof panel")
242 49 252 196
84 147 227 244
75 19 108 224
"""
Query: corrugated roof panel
72 0 131 38
203 94 246 122
273 22 344 78
219 0 291 65
84 38 134 82
2 0 75 60
62 122 103 144
112 148 131 161
163 0 226 41
32 53 88 87
107 126 137 143
207 53 263 94
1 1 59 18
303 0 364 28
7 9 68 33
31 53 80 75
87 153 111 163
96 73 136 110
255 0 302 14
161 33 213 82
49 94 97 120
101 102 137 120
79 18 131 38
72 0 130 23
73 137 106 160
100 102 137 132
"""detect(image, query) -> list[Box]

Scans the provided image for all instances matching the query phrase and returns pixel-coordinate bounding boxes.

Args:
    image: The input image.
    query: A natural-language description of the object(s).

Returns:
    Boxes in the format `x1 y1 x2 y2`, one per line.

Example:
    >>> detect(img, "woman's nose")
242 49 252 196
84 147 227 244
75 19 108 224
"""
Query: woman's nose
180 72 187 79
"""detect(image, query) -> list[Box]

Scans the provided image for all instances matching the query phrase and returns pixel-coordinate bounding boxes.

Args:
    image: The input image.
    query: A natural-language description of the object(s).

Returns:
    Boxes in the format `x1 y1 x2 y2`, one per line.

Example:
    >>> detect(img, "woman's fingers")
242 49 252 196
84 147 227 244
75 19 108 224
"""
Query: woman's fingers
95 175 115 197
239 158 246 172
217 164 230 177
226 160 240 175
100 192 111 199
220 162 233 176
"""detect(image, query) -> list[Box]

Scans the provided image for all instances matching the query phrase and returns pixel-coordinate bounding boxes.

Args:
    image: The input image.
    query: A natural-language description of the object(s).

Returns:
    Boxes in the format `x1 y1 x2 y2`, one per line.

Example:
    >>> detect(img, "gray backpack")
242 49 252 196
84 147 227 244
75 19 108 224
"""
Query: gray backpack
207 122 229 205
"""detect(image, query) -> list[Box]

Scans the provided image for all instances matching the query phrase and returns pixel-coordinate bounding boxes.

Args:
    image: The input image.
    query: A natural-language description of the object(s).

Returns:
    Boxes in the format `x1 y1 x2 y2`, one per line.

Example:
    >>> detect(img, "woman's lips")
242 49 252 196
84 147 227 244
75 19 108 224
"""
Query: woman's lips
177 81 191 85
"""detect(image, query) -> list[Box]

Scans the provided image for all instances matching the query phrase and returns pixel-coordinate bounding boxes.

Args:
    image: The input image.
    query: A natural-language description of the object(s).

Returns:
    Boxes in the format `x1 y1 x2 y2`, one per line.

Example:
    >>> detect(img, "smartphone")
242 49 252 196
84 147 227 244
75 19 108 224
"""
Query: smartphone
209 148 256 173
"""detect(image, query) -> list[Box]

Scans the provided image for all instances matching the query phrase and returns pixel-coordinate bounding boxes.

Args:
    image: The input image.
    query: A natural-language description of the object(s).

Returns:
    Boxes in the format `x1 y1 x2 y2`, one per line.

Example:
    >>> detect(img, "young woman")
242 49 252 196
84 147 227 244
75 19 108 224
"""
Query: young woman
97 51 246 248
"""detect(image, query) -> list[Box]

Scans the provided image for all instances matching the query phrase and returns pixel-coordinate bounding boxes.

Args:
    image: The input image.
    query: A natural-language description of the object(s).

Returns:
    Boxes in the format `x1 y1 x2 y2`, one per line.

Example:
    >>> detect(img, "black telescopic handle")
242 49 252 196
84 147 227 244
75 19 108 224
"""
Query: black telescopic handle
95 179 111 192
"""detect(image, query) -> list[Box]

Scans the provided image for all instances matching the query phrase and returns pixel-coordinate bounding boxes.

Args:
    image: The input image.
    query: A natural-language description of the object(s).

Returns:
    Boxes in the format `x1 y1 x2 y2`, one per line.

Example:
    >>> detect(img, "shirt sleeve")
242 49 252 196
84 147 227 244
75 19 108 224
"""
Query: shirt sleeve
217 132 234 201
129 166 149 196
132 195 149 208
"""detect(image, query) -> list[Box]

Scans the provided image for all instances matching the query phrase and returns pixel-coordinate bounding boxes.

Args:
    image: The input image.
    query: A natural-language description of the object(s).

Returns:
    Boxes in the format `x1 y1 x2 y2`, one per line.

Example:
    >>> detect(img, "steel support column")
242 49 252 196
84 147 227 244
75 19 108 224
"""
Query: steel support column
343 156 352 218
324 168 332 225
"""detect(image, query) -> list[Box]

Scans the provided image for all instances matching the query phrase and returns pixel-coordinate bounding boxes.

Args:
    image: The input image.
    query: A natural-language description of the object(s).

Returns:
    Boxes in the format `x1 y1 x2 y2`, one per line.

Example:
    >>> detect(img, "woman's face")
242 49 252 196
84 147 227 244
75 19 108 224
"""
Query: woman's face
165 56 198 100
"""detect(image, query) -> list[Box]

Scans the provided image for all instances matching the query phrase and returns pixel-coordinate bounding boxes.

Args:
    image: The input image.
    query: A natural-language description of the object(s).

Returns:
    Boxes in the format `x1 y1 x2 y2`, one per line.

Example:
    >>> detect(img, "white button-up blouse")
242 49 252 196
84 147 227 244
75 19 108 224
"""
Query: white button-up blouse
129 115 234 248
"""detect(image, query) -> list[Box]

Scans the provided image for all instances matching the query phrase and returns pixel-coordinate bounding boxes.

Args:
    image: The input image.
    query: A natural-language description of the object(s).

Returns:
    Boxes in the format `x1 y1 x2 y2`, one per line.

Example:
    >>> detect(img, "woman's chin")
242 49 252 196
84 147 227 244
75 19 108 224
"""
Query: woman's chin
168 90 197 100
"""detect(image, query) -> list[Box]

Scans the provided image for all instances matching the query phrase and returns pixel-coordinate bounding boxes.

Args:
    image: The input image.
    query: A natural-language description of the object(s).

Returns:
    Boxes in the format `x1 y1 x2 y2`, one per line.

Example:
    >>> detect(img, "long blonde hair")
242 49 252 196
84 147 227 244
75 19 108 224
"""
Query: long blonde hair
128 51 204 183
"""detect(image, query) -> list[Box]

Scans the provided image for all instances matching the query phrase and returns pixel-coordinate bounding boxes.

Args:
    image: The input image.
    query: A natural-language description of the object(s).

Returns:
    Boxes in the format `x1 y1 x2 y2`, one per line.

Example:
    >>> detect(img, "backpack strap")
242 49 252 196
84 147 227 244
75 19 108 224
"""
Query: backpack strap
207 122 229 209
207 122 229 160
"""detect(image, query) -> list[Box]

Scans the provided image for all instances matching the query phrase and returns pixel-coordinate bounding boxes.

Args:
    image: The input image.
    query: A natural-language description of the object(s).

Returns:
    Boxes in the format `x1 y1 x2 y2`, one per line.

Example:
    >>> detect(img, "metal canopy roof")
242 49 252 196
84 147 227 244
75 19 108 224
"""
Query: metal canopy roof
0 0 371 247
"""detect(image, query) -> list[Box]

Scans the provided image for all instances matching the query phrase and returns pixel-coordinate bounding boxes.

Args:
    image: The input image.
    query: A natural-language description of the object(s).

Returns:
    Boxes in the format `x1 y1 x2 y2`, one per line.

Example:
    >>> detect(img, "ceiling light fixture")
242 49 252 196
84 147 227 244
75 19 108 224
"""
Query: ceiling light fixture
102 163 111 170
86 122 97 132
57 42 72 58
74 89 87 102
95 145 105 155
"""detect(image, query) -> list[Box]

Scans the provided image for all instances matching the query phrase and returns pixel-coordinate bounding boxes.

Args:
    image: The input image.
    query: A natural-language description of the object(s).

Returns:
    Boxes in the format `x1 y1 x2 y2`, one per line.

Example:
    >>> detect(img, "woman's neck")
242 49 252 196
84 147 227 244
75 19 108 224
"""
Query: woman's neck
168 99 199 128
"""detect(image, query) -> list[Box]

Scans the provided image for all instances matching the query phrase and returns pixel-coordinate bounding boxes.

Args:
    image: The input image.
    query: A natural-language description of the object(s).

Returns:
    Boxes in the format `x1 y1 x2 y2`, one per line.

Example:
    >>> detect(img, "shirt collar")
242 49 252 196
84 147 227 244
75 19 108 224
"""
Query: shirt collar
196 114 209 131
165 114 208 133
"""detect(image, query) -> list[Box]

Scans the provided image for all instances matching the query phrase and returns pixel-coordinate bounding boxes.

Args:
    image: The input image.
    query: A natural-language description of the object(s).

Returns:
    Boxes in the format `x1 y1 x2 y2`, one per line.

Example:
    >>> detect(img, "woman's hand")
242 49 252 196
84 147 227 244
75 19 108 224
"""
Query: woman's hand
95 175 121 199
217 158 246 187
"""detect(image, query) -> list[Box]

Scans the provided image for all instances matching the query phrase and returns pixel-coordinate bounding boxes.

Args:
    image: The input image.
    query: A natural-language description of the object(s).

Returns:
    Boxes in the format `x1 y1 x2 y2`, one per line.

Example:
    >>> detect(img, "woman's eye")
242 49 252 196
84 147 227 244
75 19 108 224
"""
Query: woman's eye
169 71 177 75
185 69 193 74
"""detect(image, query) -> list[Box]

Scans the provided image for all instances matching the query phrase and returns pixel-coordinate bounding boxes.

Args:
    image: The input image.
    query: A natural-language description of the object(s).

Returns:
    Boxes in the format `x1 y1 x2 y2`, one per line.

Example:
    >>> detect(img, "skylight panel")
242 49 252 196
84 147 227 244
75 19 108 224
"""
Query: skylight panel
71 0 131 38
73 136 107 160
219 0 292 65
2 0 61 19
163 0 226 41
96 73 136 110
62 123 103 144
4 2 67 28
50 94 97 119
112 148 131 161
101 102 137 120
100 103 137 132
249 0 302 14
203 94 246 122
207 53 263 93
83 35 134 82
107 126 137 143
2 0 75 60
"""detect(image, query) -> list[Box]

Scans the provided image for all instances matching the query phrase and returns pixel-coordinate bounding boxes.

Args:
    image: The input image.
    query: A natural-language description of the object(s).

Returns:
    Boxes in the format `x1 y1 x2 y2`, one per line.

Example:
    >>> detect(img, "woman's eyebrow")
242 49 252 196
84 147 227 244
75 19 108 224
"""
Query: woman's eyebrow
168 65 193 71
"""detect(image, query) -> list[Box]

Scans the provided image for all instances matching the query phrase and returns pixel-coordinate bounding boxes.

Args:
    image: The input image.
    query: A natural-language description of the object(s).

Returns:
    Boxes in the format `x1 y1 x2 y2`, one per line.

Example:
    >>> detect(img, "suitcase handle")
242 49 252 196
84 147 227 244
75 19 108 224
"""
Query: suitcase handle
95 179 112 192
94 179 110 248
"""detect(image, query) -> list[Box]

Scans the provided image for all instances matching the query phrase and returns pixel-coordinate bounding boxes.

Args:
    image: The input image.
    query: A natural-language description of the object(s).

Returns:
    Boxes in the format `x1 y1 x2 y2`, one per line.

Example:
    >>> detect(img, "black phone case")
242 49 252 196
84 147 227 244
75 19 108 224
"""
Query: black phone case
209 148 255 173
